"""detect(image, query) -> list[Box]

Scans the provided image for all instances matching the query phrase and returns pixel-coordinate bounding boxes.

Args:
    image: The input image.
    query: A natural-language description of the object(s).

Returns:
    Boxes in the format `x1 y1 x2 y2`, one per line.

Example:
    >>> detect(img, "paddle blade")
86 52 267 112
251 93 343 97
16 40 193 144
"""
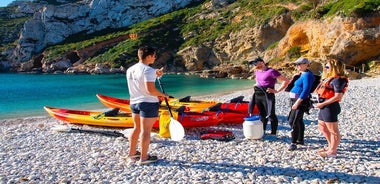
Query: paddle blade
169 117 185 141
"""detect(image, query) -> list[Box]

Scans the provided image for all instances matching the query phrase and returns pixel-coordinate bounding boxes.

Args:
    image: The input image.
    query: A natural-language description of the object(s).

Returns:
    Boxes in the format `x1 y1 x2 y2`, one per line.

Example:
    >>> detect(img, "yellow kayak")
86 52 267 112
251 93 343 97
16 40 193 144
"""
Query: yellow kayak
44 106 136 128
96 94 218 113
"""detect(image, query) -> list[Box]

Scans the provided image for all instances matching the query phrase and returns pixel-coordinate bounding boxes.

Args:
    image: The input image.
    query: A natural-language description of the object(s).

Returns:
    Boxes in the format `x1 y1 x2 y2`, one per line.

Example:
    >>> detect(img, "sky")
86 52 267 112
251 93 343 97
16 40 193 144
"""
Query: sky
0 0 14 7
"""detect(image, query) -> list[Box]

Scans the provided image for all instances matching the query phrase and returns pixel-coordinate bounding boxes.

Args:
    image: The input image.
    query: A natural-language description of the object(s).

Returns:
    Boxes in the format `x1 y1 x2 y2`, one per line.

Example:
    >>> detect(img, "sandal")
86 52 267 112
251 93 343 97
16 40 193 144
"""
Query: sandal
138 155 158 165
318 147 329 153
128 151 141 158
318 151 337 158
121 151 141 160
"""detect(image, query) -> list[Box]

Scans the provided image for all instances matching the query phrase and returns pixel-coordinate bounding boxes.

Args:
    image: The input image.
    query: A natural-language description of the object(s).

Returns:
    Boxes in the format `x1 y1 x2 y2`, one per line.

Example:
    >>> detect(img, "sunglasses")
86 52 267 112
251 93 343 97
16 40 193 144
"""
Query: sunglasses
249 61 260 66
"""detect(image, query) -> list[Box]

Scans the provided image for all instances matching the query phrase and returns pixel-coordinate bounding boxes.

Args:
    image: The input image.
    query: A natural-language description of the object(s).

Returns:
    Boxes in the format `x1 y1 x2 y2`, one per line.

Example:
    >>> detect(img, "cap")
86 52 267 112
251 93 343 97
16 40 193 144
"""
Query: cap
248 57 264 65
293 57 310 65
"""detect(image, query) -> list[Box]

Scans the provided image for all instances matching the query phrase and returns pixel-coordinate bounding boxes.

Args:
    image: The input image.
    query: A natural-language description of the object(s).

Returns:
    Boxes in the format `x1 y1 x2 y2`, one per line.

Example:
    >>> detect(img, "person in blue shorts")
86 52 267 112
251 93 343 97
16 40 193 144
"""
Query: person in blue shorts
126 46 169 165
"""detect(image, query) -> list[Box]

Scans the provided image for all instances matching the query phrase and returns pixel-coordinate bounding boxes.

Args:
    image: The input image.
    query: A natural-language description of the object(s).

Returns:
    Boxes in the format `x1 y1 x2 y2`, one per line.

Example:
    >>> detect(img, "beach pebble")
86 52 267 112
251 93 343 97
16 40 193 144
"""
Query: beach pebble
1 77 380 183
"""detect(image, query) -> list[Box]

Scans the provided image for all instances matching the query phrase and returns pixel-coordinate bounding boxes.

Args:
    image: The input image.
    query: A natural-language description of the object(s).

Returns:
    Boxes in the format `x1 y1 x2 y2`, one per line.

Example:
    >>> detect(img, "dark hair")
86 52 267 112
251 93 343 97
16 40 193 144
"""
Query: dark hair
248 57 264 65
138 46 156 60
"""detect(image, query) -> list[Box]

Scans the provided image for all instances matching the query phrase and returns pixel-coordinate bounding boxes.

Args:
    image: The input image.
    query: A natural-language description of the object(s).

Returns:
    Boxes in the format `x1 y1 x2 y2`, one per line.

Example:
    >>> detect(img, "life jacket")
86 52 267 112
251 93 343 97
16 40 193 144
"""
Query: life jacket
315 77 348 100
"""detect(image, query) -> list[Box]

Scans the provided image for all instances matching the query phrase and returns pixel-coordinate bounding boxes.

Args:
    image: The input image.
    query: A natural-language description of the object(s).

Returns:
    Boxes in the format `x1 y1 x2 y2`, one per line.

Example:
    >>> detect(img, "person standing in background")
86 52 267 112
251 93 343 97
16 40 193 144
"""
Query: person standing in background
248 57 290 135
287 57 315 151
314 59 348 158
126 46 169 165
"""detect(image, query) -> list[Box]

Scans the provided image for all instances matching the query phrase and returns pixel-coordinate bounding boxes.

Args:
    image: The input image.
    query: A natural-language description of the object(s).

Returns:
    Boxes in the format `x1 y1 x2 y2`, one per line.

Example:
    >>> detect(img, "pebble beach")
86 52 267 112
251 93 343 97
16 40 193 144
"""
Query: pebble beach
1 76 379 183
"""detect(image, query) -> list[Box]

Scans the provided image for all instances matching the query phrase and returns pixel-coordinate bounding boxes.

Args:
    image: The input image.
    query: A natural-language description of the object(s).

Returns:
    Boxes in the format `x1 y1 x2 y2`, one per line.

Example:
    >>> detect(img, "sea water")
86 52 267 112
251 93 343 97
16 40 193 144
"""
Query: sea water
0 73 253 120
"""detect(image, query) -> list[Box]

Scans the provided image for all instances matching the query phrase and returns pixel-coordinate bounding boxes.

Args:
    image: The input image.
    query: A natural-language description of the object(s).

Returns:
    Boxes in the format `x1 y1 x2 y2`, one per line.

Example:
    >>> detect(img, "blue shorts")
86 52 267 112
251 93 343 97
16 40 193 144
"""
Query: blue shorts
130 102 159 118
318 102 341 122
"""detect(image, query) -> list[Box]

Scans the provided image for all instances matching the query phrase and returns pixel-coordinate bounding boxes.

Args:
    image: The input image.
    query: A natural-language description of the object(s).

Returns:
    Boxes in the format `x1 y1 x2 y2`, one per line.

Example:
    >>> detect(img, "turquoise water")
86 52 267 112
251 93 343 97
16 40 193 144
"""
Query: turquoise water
0 73 253 119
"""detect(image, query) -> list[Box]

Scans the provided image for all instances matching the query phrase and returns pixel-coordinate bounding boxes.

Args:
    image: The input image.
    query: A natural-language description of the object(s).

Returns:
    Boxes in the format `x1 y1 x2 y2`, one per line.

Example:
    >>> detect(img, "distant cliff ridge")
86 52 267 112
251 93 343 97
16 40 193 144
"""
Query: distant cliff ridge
11 0 201 63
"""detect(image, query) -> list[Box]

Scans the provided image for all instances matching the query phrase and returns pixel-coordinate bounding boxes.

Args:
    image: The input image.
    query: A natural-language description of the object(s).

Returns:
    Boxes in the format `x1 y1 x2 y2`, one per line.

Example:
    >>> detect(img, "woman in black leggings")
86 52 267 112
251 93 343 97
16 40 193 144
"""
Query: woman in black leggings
248 57 290 135
287 58 315 151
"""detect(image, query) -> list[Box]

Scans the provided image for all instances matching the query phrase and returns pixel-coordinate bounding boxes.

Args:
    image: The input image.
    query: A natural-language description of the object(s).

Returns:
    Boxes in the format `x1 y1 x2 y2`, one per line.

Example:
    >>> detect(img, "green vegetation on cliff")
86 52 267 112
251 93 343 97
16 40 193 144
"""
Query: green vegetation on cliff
0 6 31 49
317 0 380 17
1 0 379 68
43 0 303 66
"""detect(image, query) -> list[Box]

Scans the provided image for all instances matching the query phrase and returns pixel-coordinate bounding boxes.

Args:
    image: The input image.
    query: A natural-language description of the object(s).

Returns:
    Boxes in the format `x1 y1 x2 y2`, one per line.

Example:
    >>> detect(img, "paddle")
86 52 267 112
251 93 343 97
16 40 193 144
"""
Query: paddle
157 77 185 141
51 125 126 137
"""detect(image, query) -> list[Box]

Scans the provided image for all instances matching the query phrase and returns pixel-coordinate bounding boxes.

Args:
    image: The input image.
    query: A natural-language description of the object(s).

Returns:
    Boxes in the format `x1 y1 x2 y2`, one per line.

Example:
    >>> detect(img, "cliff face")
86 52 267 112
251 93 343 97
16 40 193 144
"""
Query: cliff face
214 13 293 64
10 0 202 63
177 13 380 73
1 0 379 76
273 15 380 65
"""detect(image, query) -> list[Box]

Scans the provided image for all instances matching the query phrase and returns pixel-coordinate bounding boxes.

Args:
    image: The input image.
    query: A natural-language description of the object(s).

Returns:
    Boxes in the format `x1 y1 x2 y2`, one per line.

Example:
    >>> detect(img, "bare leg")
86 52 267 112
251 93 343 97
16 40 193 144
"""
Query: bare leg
325 122 340 154
128 113 141 156
318 120 331 149
139 117 157 161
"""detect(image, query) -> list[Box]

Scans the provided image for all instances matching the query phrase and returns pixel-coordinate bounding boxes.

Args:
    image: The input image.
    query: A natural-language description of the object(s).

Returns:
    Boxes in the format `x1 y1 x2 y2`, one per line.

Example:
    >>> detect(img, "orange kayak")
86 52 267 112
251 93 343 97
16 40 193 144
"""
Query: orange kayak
44 106 135 128
44 106 221 128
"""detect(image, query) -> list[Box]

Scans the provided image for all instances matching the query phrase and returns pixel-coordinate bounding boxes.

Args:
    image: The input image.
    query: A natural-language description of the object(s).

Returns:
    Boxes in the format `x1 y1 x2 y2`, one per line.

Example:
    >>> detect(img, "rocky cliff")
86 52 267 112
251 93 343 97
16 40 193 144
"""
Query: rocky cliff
4 0 201 63
272 15 380 65
174 2 380 78
1 0 379 77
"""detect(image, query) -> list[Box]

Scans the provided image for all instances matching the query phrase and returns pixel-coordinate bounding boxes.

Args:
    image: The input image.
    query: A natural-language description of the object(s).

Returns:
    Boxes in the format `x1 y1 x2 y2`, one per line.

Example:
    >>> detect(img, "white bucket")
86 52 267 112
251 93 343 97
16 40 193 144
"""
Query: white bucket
243 115 263 139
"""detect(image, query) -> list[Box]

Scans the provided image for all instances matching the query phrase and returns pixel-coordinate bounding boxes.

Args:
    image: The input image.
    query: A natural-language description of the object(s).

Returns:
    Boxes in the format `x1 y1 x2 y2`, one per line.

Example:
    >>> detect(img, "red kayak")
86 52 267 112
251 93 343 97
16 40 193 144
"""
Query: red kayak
153 106 222 128
202 102 259 124
206 109 247 124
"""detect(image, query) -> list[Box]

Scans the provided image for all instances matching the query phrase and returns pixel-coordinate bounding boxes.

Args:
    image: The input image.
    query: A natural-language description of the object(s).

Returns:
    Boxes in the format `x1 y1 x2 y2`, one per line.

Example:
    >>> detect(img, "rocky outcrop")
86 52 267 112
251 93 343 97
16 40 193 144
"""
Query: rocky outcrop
177 12 380 78
177 44 221 71
176 12 293 71
214 12 293 63
11 0 202 63
267 14 380 66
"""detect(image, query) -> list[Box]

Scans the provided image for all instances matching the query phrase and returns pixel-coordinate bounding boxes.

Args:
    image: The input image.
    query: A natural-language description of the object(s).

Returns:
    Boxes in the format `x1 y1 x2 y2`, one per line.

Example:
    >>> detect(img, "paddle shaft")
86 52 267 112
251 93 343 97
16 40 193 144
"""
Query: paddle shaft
157 77 185 141
157 78 174 117
71 128 125 137
52 125 125 137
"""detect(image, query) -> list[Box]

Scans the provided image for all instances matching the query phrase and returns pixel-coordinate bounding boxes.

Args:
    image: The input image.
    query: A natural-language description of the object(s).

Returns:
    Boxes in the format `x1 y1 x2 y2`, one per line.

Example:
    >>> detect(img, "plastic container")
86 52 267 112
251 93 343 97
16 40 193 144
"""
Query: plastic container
243 115 264 139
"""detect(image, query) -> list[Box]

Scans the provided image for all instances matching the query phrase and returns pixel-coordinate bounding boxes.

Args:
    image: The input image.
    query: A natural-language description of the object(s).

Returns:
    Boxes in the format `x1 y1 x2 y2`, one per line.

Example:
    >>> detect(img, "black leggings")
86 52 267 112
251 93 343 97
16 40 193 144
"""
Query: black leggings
255 92 278 134
288 98 309 143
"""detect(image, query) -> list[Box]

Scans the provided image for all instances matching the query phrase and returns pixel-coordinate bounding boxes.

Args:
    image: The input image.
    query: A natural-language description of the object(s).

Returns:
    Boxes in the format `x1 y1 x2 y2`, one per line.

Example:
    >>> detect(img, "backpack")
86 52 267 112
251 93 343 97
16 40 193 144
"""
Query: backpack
285 73 321 114
311 75 321 92
200 129 235 142
285 73 321 93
